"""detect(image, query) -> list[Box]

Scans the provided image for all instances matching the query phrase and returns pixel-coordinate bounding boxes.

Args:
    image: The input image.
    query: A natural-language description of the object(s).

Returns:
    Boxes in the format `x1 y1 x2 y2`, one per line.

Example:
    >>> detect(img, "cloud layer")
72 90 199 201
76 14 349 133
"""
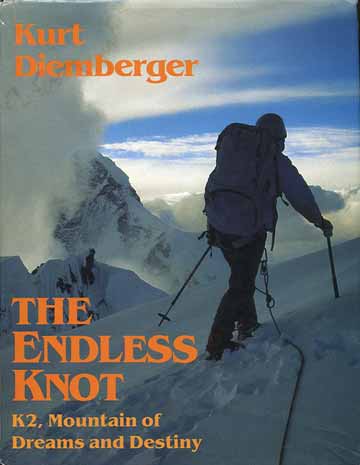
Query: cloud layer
0 3 119 267
82 1 355 122
107 126 359 199
145 186 360 263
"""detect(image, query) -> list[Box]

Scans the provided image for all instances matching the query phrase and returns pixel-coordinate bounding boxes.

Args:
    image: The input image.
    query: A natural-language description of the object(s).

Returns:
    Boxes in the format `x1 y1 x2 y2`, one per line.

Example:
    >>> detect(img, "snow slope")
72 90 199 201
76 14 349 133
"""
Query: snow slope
1 238 359 465
0 257 37 304
0 255 166 345
33 255 166 319
0 256 38 337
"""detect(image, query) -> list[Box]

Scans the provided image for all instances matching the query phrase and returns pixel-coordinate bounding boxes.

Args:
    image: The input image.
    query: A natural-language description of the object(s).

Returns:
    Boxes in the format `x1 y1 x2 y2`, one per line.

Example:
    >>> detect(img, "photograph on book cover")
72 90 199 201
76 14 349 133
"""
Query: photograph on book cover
0 1 359 464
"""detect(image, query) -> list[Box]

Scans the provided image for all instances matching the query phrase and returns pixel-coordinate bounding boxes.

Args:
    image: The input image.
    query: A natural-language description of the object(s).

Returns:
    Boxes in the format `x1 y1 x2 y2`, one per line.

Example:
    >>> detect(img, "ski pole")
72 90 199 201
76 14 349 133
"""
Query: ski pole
158 245 212 326
326 236 340 299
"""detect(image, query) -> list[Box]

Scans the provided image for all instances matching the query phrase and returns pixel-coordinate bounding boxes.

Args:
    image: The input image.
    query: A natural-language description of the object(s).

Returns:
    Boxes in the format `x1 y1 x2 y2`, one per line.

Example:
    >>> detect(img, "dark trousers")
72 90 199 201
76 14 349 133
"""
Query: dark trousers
206 232 266 353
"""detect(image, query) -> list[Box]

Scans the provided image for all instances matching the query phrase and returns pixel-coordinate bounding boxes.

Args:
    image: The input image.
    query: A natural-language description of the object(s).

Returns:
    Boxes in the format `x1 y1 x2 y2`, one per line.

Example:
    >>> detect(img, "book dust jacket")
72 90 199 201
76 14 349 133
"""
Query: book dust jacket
0 1 359 464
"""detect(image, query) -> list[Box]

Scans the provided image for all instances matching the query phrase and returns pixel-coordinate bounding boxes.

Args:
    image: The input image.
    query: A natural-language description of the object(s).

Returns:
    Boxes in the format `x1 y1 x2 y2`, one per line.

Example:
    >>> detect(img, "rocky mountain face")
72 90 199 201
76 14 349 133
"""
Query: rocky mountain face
53 152 221 293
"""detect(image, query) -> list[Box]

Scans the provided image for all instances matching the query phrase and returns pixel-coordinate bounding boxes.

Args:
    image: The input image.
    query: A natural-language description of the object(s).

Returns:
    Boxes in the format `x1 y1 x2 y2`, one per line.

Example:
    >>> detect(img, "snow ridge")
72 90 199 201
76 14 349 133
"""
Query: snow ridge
1 238 359 465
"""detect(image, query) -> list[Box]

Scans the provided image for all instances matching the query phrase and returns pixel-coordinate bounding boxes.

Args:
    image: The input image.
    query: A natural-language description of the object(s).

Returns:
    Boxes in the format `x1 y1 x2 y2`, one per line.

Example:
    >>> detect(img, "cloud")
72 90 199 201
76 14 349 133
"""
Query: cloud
309 186 345 212
87 79 355 123
147 185 347 234
112 157 213 199
105 126 359 161
82 1 354 123
290 148 359 191
285 127 360 189
286 127 359 156
145 193 207 233
145 186 360 263
273 186 359 261
108 126 359 199
102 133 216 158
0 2 120 268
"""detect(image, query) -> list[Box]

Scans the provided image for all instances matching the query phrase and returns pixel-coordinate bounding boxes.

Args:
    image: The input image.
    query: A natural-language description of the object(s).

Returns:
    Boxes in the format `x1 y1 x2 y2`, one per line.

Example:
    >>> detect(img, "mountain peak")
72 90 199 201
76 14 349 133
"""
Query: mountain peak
54 151 221 292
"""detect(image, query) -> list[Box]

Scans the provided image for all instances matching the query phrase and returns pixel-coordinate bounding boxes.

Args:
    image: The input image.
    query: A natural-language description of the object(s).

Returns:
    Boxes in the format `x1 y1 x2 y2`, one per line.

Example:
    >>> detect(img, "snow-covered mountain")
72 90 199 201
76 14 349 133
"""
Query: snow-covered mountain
54 152 222 293
0 254 166 343
2 238 359 464
0 256 38 337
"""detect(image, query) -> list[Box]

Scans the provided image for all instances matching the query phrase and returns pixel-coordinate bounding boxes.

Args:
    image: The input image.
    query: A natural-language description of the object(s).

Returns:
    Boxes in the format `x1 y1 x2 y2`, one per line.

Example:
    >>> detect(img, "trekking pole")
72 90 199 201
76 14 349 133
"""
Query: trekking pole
158 245 212 326
326 236 340 299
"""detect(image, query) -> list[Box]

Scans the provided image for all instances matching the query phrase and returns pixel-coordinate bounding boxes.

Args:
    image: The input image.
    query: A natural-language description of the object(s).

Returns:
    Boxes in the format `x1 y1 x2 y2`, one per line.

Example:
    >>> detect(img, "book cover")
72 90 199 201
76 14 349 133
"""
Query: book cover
0 1 359 464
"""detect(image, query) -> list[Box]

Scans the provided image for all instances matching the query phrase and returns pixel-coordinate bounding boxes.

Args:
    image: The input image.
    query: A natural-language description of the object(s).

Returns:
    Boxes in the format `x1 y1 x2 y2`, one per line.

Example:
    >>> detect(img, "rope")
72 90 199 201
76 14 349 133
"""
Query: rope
258 248 305 465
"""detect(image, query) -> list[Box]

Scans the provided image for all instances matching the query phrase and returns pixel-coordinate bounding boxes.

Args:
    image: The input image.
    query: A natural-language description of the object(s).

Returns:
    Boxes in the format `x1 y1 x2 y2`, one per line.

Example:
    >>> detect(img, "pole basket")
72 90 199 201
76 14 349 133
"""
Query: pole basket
158 313 171 326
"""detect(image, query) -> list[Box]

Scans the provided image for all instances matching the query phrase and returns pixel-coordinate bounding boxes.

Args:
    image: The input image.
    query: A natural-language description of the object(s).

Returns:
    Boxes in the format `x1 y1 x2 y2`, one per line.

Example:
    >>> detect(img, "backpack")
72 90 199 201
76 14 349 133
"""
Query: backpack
204 123 282 248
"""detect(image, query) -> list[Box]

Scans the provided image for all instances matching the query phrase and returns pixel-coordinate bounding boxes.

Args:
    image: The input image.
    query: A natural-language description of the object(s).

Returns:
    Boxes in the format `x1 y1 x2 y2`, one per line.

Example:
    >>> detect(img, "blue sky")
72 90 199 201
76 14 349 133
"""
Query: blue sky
81 2 359 199
103 7 358 142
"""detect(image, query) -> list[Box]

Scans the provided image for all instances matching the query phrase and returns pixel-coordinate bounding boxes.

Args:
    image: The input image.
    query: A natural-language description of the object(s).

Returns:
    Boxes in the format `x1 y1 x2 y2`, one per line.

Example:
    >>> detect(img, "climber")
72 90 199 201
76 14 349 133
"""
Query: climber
204 113 333 360
80 248 96 286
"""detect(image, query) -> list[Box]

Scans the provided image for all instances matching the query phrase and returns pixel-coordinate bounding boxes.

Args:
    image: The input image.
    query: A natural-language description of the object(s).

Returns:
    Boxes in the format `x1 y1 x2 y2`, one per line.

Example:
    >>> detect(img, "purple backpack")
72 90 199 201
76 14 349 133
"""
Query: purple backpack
205 123 281 246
